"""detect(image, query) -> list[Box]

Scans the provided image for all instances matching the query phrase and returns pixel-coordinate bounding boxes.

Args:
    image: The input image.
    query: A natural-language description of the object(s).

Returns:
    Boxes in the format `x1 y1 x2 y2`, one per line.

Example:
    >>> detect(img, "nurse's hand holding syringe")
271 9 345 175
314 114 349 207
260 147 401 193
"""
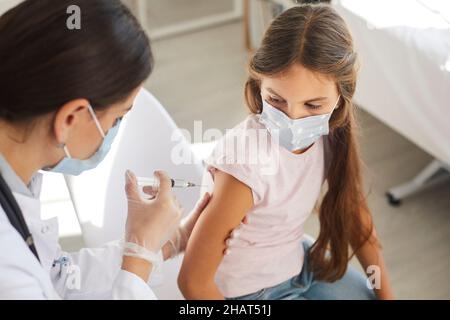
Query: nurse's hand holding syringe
123 171 238 283
138 174 247 256
136 175 210 260
122 170 210 283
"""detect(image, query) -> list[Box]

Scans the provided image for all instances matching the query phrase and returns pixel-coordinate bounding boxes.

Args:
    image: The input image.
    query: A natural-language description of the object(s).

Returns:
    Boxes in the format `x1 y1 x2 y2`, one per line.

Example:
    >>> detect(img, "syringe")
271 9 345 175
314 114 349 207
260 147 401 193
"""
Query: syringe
137 177 198 189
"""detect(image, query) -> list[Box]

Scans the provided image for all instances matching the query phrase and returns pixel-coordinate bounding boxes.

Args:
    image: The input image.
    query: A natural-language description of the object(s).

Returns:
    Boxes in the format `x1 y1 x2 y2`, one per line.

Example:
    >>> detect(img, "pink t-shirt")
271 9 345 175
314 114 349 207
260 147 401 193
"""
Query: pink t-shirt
204 114 330 298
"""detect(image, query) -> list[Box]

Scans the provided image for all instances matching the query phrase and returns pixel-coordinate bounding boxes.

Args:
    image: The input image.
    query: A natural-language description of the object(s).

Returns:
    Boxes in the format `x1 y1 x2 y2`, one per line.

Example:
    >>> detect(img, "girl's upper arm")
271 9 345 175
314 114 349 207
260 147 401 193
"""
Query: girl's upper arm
178 169 254 288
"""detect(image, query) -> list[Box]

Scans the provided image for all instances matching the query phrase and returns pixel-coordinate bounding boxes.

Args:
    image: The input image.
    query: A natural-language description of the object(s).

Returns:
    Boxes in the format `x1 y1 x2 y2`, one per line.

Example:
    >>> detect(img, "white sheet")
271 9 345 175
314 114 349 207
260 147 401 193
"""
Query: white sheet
335 0 450 165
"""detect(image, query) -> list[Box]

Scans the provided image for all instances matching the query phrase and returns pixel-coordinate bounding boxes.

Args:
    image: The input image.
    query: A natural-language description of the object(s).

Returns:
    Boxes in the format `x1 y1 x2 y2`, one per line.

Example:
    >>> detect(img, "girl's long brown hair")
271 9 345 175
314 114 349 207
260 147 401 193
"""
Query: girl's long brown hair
245 4 376 282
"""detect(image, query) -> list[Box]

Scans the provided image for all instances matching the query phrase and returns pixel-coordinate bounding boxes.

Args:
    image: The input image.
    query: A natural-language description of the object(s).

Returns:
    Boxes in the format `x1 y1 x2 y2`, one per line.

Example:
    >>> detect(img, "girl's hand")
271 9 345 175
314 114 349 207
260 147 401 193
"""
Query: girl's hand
223 216 248 256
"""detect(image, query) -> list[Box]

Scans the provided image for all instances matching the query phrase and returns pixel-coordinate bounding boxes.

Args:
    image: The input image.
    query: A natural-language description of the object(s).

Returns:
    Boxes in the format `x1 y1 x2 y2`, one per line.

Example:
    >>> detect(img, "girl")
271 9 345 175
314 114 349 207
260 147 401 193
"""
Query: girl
178 4 394 300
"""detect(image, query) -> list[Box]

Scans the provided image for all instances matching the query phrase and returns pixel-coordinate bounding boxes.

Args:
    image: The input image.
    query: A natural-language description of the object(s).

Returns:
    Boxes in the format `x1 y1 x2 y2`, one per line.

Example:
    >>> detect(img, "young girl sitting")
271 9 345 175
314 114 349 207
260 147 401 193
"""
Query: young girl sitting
178 4 394 300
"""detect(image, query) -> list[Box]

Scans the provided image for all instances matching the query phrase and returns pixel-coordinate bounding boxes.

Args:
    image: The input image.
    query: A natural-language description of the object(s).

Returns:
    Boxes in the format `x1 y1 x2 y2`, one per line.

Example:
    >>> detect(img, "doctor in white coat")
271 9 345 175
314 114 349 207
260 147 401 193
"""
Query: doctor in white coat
0 0 213 299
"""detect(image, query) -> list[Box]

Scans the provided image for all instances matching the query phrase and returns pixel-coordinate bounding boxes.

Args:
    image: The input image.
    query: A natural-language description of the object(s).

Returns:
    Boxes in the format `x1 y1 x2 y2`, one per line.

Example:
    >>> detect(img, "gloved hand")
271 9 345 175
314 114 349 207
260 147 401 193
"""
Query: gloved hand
124 170 182 258
165 192 211 257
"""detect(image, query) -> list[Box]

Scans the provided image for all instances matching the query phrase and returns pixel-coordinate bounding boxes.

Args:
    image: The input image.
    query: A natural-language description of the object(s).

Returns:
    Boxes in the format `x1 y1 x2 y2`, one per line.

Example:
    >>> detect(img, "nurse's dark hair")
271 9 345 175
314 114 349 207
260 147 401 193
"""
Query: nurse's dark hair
245 4 377 282
0 0 153 123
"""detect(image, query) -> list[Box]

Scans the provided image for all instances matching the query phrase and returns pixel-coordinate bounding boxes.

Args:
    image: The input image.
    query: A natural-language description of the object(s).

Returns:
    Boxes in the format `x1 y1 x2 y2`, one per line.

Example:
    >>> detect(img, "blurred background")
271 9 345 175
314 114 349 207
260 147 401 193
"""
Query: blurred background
0 0 448 299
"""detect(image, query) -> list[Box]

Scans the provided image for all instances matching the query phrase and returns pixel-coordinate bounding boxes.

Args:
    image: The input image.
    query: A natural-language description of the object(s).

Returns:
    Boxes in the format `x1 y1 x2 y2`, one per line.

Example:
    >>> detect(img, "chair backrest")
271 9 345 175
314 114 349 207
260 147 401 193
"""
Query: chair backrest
65 89 203 299
0 0 22 15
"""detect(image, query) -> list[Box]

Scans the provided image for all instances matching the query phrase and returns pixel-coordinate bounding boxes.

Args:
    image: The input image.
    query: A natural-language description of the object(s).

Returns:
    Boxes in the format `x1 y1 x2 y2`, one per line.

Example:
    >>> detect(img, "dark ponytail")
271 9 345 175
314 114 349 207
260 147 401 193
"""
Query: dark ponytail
0 0 153 123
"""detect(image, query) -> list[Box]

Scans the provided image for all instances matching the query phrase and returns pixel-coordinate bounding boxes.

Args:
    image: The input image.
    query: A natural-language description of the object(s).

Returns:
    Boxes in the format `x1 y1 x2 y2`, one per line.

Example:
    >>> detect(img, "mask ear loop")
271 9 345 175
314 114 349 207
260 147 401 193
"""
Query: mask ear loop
56 105 105 160
55 143 72 159
331 95 342 113
328 96 342 136
63 145 72 159
87 104 106 139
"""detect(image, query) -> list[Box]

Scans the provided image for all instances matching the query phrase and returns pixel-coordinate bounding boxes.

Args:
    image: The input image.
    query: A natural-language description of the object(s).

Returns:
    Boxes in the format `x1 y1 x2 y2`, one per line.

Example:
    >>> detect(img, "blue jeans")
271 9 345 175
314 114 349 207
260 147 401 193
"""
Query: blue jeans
227 240 376 300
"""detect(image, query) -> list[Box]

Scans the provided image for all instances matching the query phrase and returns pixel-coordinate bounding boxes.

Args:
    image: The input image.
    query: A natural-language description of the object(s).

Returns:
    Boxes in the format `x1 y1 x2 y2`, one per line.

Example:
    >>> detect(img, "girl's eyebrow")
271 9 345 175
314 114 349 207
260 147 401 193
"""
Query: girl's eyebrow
267 88 328 103
267 88 286 100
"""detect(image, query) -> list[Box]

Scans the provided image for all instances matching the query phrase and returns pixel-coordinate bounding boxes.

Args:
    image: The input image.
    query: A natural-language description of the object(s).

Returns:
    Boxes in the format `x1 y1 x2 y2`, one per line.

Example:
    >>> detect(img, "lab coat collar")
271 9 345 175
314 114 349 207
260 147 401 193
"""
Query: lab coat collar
7 173 43 222
0 153 43 198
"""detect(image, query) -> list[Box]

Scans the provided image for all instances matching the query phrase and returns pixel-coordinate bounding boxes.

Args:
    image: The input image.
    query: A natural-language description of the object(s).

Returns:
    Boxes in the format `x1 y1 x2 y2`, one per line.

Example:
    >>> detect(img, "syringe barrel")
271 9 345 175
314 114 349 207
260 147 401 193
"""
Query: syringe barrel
137 177 189 189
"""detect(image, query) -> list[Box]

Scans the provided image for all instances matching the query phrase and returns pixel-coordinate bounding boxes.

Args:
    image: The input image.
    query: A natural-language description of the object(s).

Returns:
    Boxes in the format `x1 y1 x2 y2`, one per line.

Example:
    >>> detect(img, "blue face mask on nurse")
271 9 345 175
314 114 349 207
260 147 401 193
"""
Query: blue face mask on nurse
45 104 122 176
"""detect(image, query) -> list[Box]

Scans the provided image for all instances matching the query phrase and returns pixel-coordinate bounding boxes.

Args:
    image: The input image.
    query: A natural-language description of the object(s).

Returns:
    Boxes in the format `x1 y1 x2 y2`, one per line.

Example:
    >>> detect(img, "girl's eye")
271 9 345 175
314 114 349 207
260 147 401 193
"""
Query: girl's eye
305 103 321 110
114 116 124 126
268 96 284 104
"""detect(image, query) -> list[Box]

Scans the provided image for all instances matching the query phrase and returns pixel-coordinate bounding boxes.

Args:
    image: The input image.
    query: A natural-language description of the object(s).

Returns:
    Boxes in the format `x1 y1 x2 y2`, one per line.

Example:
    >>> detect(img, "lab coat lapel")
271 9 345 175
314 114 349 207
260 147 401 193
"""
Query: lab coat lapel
12 191 59 273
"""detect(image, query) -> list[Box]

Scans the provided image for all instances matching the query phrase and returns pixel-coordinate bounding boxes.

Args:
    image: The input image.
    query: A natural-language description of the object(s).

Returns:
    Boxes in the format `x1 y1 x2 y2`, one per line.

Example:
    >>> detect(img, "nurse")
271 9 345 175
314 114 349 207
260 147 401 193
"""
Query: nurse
0 0 212 299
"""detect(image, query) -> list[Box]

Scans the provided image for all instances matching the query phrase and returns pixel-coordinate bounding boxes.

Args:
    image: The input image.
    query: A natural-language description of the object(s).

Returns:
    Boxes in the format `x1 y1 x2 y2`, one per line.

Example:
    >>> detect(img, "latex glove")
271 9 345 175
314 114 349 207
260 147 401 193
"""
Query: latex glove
165 192 211 257
124 170 182 255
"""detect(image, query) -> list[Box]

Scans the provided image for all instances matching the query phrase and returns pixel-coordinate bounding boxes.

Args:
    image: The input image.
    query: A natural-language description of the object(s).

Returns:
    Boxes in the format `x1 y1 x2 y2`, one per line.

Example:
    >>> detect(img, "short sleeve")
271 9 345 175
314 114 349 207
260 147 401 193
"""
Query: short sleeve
204 132 266 205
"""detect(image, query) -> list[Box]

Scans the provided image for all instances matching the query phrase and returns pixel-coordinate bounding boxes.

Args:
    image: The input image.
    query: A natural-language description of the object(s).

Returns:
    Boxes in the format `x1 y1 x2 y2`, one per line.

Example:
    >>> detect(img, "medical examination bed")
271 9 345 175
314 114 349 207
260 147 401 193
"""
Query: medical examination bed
246 0 450 204
334 0 450 204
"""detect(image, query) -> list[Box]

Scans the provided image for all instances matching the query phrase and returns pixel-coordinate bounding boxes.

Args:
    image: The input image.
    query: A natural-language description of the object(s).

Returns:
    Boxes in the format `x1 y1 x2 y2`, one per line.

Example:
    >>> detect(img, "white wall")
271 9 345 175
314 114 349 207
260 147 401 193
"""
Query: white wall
0 0 22 15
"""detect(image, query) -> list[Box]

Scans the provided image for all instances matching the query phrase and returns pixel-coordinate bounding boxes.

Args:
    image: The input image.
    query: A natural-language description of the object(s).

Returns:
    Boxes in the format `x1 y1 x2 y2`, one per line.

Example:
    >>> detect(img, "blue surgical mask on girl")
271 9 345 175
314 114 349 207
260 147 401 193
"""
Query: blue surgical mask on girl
46 105 122 176
259 96 341 152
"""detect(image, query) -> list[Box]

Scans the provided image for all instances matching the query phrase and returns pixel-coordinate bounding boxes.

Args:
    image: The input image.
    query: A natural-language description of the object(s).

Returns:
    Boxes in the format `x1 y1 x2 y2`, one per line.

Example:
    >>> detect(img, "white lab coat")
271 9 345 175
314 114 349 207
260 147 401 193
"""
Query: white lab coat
0 174 159 300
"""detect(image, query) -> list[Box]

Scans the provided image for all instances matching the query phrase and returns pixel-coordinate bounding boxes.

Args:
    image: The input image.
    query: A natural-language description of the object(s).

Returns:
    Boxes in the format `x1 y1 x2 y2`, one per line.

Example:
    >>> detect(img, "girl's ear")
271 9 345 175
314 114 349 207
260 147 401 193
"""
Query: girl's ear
53 99 90 145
